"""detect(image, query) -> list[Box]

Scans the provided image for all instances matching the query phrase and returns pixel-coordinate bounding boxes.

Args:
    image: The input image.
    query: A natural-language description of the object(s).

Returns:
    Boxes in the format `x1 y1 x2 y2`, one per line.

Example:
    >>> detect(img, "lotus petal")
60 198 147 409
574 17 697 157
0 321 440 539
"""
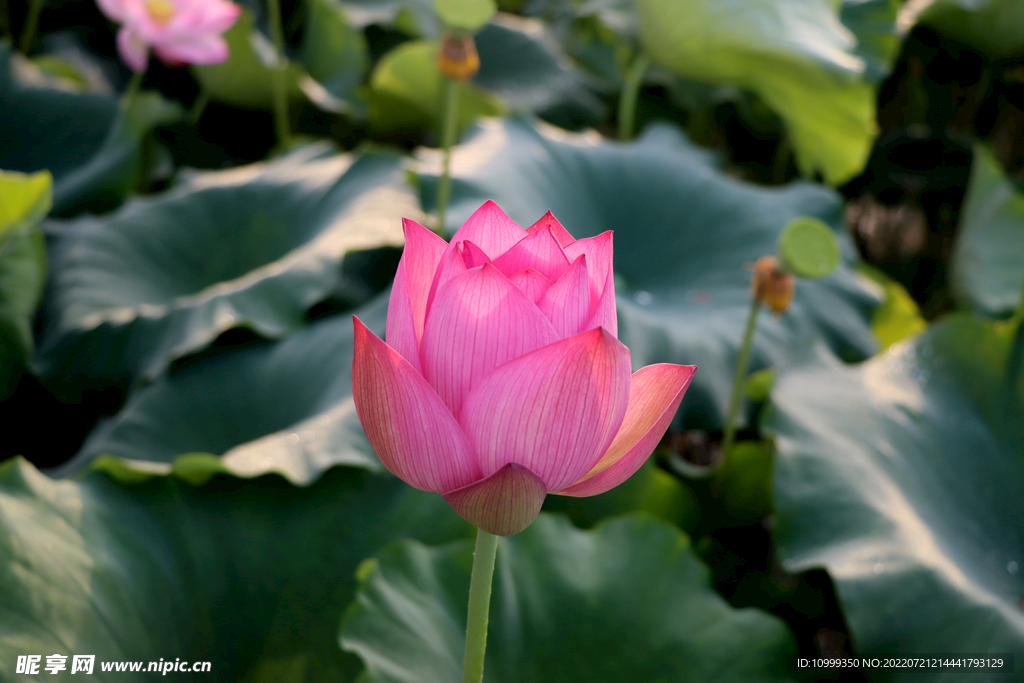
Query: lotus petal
420 264 559 417
492 225 571 284
557 364 696 497
527 211 575 247
509 268 553 304
460 328 631 491
352 317 481 493
448 200 525 259
387 219 448 372
538 255 592 338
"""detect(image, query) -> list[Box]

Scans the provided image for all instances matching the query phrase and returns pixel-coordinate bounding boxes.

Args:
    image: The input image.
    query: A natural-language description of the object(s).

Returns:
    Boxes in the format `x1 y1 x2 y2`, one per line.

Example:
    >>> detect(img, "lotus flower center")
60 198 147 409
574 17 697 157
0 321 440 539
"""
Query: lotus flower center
145 0 176 25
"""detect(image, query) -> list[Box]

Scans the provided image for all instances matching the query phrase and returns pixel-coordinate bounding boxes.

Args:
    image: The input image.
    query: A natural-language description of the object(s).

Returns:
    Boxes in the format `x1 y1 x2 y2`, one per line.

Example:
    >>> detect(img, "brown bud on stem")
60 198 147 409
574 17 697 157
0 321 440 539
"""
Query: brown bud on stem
751 255 795 315
438 33 480 81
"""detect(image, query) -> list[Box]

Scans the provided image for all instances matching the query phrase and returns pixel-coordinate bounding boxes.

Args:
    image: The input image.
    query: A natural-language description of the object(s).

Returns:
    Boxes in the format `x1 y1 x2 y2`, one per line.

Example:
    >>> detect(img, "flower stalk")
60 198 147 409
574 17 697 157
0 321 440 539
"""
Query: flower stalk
265 0 291 146
190 89 211 125
121 70 144 113
723 256 794 455
19 0 45 54
436 32 478 232
722 296 761 457
436 76 460 233
618 53 650 141
462 528 498 683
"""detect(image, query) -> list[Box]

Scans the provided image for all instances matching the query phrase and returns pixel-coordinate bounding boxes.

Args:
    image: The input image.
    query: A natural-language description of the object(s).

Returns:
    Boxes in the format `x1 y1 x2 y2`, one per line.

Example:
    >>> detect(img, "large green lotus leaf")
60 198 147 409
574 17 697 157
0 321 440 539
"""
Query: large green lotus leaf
61 295 389 484
904 0 1024 59
949 145 1024 319
635 0 874 185
857 264 927 352
302 0 371 115
419 118 878 430
839 0 901 83
37 145 418 395
0 457 471 683
0 45 180 216
368 40 505 134
341 514 798 682
472 15 606 126
194 5 368 116
335 0 441 37
192 9 308 109
764 316 1024 673
571 0 899 87
0 171 51 399
0 170 51 245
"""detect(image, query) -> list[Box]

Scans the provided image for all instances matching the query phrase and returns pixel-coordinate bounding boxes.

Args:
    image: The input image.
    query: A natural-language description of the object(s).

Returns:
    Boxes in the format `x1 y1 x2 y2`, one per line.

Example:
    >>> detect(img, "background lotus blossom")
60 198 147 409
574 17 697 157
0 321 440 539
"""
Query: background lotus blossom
97 0 241 72
353 201 696 535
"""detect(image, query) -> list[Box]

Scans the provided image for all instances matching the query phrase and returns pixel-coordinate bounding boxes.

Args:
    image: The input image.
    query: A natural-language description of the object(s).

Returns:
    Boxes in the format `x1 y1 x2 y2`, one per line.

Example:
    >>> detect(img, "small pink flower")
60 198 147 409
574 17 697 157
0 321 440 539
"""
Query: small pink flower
353 201 696 535
97 0 241 72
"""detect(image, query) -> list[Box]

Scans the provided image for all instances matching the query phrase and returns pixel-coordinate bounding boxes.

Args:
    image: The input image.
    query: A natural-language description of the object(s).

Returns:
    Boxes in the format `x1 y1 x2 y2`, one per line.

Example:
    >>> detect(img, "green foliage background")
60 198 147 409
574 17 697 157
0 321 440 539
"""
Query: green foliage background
1 0 1022 680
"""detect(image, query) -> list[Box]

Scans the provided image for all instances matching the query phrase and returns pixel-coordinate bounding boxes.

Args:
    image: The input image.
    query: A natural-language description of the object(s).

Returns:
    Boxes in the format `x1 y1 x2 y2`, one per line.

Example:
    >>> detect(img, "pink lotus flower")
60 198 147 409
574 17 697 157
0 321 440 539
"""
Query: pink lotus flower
353 201 696 536
97 0 241 72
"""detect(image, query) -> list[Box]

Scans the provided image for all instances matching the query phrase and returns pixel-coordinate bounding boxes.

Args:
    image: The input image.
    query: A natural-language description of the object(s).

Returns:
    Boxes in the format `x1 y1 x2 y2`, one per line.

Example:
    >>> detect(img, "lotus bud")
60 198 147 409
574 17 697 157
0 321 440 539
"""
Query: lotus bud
751 255 794 315
438 32 480 81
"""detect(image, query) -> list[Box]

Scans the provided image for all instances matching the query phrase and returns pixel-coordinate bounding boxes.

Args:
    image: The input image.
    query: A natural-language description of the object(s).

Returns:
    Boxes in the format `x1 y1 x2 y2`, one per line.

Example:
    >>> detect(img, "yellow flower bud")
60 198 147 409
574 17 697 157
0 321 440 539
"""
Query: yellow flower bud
438 33 480 81
751 255 795 315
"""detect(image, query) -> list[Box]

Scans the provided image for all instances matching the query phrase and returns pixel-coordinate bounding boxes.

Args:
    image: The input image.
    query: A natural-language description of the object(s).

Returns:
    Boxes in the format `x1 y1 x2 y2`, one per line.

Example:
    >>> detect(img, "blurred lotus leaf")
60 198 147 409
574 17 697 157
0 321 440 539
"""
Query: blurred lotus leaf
767 316 1024 665
950 144 1024 318
341 514 798 682
37 145 419 395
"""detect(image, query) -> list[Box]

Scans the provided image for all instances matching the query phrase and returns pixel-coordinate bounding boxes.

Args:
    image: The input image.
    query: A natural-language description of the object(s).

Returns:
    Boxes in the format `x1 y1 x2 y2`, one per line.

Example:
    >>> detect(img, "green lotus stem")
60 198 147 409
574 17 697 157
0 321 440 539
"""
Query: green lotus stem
1015 270 1024 325
265 0 290 146
121 70 144 113
461 527 498 683
722 297 762 457
617 53 650 141
190 89 211 125
19 0 44 54
436 77 460 233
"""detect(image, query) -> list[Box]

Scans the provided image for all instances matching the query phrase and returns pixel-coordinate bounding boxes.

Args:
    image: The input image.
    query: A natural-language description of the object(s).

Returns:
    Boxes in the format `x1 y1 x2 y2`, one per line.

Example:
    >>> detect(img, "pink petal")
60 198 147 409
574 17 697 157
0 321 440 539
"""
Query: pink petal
492 226 571 284
460 328 632 491
117 26 150 73
196 0 242 32
425 240 469 316
586 271 618 338
420 263 559 418
155 34 230 66
527 211 575 247
563 231 613 304
386 219 448 373
164 0 241 36
96 0 129 22
443 462 547 536
556 363 696 497
538 255 591 338
352 317 482 493
509 268 552 304
460 240 490 269
448 200 526 259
